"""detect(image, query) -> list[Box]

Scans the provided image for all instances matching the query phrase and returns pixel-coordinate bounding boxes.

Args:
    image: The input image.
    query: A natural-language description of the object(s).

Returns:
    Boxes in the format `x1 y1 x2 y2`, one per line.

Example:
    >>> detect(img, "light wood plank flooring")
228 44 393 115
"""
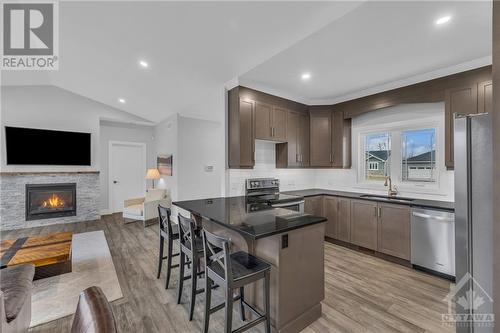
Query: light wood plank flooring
1 214 454 333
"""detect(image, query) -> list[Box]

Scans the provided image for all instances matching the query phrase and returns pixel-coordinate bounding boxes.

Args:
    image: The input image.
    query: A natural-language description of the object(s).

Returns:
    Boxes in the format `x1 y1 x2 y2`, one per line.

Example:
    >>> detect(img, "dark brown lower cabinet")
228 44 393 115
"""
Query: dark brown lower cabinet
323 196 338 239
377 203 411 260
350 200 378 250
337 198 351 242
304 196 324 217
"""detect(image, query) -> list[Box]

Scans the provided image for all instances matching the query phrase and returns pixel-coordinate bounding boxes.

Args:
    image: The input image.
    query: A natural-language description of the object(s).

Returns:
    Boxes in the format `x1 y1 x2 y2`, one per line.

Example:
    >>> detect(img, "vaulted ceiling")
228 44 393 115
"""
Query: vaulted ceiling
1 1 492 122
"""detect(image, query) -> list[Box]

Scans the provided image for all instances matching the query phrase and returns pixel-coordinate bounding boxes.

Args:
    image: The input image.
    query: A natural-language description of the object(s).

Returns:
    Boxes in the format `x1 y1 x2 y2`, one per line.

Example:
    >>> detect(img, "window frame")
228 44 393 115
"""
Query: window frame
356 122 440 192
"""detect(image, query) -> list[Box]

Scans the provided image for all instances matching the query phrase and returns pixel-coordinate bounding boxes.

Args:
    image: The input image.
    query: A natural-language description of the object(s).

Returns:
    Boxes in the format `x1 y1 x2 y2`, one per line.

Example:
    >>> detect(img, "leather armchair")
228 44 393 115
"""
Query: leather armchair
123 188 171 226
71 286 117 333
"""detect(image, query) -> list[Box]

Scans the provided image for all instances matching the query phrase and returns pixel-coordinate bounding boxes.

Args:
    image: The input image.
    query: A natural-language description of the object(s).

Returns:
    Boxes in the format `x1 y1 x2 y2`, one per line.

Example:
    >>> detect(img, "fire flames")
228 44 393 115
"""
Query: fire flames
42 194 66 209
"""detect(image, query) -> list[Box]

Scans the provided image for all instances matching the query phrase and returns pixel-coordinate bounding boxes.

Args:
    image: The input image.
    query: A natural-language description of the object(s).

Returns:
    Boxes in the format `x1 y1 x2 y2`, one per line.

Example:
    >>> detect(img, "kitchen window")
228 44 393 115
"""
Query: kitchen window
402 128 436 183
364 133 391 182
360 127 438 186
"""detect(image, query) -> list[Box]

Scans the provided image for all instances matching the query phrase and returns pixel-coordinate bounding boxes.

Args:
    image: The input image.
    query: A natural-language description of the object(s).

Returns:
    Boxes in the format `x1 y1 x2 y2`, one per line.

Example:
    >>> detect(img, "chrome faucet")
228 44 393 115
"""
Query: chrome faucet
384 176 398 197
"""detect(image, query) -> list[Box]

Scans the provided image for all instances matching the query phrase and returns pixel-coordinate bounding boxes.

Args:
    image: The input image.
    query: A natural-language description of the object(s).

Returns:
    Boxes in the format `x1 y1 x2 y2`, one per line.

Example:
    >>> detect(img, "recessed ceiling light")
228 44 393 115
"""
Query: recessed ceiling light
139 60 149 68
301 72 311 81
118 98 126 104
436 15 451 25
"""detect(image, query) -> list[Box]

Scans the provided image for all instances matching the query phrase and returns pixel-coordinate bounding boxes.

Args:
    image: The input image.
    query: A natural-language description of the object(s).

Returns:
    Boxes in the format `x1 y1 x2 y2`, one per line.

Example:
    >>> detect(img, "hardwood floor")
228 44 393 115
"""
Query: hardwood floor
1 214 454 333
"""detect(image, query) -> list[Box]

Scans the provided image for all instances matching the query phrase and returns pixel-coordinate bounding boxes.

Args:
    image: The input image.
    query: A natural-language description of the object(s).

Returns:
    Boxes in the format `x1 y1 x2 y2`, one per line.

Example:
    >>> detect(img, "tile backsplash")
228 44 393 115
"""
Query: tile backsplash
227 140 315 196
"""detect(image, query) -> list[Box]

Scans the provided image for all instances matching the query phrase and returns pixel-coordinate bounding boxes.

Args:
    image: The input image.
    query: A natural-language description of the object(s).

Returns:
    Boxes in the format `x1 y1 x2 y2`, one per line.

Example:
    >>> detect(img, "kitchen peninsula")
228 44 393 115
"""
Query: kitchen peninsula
173 196 327 333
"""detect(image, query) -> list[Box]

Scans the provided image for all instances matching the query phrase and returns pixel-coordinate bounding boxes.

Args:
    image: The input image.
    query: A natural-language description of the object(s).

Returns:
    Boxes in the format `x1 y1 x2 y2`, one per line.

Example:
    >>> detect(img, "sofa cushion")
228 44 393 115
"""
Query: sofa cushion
145 189 166 202
0 264 35 323
123 204 143 216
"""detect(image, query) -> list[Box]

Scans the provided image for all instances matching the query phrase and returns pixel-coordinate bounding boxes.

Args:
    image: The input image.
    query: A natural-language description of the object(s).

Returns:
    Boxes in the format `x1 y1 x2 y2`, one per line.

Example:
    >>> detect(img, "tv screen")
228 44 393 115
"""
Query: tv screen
5 126 91 165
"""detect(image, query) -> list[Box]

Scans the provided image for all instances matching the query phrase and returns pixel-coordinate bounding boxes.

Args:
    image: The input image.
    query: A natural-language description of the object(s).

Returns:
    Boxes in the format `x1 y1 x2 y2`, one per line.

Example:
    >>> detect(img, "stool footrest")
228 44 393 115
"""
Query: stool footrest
161 252 180 260
232 316 266 333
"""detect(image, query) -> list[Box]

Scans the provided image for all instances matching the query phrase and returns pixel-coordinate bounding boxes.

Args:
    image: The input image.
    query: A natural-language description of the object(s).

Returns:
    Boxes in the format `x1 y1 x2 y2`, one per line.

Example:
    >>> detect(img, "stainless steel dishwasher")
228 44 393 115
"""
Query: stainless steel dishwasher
411 207 455 278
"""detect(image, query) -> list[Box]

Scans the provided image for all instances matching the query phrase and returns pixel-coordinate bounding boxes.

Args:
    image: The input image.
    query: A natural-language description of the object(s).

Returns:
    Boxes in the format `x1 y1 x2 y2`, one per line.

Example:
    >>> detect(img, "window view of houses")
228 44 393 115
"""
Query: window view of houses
364 128 436 183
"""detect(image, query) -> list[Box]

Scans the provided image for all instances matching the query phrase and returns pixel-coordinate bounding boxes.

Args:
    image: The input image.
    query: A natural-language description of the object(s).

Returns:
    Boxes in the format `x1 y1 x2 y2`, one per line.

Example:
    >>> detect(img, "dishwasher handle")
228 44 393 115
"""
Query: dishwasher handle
412 211 454 222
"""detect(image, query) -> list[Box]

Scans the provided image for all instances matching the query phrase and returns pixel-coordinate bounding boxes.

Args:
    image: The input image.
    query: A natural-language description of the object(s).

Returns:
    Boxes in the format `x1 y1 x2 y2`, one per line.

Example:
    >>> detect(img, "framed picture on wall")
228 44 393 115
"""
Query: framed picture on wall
157 155 172 176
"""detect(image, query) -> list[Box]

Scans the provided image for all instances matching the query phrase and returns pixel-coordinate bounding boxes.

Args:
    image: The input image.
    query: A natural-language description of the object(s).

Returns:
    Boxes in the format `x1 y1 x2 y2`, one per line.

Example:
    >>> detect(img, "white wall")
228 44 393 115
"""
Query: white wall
99 121 155 212
154 114 178 203
0 85 152 172
177 116 223 200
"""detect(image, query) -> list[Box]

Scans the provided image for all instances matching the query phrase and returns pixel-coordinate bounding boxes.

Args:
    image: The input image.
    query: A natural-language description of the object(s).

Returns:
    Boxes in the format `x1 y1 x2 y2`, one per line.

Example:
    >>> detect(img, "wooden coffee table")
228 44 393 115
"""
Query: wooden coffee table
0 232 72 280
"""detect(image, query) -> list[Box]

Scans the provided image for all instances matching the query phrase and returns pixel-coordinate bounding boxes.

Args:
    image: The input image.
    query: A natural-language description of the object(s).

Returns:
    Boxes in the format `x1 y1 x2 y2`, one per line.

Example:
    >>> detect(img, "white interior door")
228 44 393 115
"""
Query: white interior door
110 142 146 213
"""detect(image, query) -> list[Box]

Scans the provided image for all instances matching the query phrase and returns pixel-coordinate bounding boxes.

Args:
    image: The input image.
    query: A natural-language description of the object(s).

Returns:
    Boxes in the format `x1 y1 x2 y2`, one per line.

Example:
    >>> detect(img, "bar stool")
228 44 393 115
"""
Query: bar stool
202 229 271 333
177 213 205 321
157 205 180 289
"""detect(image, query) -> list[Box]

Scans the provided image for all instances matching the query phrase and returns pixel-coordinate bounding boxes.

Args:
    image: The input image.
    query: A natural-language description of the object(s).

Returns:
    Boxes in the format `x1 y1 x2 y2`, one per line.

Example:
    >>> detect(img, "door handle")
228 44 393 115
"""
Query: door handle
113 180 119 184
378 206 382 218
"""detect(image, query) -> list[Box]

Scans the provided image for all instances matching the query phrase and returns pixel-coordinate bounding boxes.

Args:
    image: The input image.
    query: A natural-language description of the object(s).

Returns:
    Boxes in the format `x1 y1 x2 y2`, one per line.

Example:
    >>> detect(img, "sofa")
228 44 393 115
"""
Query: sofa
0 264 35 333
123 188 171 226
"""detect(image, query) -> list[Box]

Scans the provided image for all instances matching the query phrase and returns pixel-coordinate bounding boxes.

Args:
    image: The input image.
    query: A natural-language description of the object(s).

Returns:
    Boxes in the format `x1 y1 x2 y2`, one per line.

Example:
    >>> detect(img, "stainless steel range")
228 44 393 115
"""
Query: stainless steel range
245 178 304 213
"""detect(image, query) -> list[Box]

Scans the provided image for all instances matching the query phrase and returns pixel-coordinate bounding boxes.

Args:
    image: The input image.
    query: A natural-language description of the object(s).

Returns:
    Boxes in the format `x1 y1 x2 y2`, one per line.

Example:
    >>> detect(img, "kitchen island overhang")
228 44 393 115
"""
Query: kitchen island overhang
173 196 327 333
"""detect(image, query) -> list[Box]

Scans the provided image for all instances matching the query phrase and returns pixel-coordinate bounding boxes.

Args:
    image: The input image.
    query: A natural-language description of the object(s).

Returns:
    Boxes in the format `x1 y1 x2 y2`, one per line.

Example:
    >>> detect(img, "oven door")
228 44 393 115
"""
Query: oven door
271 200 305 214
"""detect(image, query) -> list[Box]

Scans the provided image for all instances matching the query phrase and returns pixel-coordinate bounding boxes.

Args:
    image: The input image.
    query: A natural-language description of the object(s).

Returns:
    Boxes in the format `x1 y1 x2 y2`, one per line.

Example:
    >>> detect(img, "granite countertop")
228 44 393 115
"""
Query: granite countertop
173 197 326 239
283 188 454 211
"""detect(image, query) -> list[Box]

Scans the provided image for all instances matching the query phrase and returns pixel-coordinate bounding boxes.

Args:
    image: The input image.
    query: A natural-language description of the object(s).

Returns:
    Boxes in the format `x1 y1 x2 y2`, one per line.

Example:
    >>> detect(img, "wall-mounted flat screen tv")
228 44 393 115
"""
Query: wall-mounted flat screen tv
5 126 91 165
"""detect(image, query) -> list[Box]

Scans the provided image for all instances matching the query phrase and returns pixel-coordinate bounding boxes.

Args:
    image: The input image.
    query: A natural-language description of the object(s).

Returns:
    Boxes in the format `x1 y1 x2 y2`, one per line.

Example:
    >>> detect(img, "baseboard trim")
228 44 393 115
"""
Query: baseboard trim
100 209 111 216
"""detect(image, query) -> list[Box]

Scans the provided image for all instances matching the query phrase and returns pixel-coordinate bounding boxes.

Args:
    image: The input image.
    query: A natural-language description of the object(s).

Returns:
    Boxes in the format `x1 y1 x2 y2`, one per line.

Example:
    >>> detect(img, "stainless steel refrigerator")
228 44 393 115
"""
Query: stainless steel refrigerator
454 113 494 333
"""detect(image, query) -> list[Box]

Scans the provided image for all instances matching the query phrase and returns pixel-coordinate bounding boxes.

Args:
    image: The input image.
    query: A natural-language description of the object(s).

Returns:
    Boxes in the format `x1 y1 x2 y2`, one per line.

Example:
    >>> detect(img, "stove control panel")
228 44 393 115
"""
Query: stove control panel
246 178 280 191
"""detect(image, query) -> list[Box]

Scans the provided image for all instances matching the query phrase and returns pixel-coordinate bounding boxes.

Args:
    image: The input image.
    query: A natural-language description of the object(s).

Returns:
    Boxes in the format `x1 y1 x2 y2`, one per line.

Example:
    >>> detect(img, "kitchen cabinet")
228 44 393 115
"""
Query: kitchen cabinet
350 200 378 250
444 80 492 169
478 80 493 114
272 106 287 141
377 203 410 260
337 198 351 242
228 88 254 168
277 111 309 168
309 107 351 168
299 113 310 166
309 108 332 167
323 196 338 239
304 196 324 217
254 101 273 140
254 102 287 141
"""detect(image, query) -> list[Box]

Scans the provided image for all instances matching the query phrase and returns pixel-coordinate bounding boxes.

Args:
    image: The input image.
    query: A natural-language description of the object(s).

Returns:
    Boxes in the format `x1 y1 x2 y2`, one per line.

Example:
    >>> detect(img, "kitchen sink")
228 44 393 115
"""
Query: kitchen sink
359 194 415 203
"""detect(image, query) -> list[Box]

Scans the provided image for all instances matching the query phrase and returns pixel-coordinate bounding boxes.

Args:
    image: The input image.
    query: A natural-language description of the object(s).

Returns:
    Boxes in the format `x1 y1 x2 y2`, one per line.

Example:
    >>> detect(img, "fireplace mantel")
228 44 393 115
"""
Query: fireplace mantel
0 171 99 176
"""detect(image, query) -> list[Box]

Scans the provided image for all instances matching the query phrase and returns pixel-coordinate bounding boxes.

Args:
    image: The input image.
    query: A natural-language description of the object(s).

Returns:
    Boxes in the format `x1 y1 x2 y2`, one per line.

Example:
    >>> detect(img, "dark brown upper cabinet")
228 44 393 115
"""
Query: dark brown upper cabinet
309 107 332 167
478 80 493 114
445 79 492 169
228 87 255 168
254 101 273 140
276 111 310 168
254 102 287 141
309 107 351 168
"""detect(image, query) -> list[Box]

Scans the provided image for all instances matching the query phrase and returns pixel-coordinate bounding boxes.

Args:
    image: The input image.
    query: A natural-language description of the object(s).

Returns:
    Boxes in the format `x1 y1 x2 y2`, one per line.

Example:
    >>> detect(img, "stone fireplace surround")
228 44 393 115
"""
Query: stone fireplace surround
0 171 100 230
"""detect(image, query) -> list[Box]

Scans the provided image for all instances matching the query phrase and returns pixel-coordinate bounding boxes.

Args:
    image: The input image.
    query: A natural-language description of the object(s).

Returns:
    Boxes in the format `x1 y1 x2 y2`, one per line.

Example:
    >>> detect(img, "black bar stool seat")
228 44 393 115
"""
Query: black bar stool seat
207 251 270 288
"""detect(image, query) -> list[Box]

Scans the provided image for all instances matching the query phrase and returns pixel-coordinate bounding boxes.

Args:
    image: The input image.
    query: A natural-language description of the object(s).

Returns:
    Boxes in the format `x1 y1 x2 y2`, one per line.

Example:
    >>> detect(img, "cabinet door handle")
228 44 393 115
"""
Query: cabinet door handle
378 206 382 218
330 153 332 163
296 154 299 162
374 206 377 217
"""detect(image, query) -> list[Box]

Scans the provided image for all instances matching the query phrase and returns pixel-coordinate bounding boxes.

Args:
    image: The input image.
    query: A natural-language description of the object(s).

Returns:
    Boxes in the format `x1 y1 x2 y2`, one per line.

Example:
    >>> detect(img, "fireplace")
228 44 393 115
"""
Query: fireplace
26 183 77 221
